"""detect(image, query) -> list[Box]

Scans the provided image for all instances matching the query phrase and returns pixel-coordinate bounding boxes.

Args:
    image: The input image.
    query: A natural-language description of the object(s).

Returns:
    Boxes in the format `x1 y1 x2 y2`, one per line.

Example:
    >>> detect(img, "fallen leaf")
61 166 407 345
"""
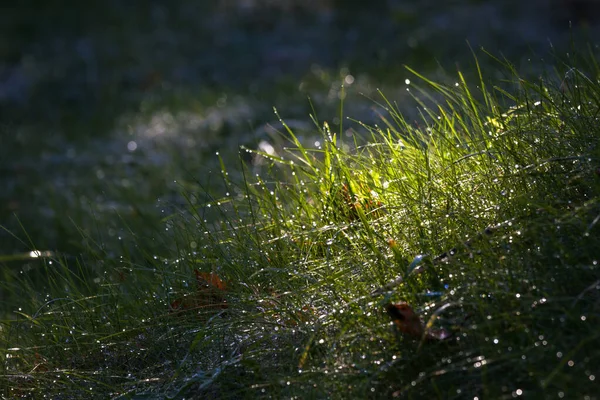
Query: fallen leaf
195 270 228 291
385 302 451 342
170 271 228 313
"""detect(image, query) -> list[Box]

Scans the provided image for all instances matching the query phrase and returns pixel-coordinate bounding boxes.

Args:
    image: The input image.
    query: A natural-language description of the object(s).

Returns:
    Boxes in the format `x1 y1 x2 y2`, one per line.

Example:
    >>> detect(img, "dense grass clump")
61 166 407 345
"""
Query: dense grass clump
2 54 600 399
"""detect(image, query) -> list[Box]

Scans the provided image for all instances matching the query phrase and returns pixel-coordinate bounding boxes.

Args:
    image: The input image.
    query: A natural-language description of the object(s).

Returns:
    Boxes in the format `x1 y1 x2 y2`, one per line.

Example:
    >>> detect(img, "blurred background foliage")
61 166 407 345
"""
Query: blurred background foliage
1 0 599 258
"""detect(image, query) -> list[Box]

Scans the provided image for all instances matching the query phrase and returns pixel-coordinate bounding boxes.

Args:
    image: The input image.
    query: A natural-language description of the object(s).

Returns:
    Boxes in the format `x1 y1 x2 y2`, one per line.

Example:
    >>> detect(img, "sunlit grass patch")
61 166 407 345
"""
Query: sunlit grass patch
2 52 600 398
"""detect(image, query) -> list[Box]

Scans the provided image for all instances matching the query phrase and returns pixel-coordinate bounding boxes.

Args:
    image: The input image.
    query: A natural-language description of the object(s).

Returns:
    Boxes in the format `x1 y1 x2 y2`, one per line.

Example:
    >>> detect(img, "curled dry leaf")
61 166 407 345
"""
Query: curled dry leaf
32 352 49 373
195 270 227 291
170 270 228 313
385 302 451 342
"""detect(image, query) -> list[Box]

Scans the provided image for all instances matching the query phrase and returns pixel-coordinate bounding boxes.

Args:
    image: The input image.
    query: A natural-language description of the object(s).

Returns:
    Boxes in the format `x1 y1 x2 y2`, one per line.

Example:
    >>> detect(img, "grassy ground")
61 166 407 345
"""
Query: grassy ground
2 48 600 398
2 2 600 399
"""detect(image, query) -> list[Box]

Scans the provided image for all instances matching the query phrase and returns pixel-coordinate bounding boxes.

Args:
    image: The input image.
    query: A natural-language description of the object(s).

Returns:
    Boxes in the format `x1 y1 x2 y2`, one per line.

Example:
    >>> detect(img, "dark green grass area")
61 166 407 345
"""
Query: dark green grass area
1 50 599 398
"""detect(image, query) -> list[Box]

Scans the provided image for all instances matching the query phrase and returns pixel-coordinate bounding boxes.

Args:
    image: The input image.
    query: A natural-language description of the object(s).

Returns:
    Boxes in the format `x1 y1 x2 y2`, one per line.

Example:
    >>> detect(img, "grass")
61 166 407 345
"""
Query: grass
2 50 600 399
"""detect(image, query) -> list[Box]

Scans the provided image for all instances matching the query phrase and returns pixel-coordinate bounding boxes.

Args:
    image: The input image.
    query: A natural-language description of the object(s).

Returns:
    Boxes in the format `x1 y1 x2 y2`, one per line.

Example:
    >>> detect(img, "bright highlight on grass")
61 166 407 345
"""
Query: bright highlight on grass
1 51 600 399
